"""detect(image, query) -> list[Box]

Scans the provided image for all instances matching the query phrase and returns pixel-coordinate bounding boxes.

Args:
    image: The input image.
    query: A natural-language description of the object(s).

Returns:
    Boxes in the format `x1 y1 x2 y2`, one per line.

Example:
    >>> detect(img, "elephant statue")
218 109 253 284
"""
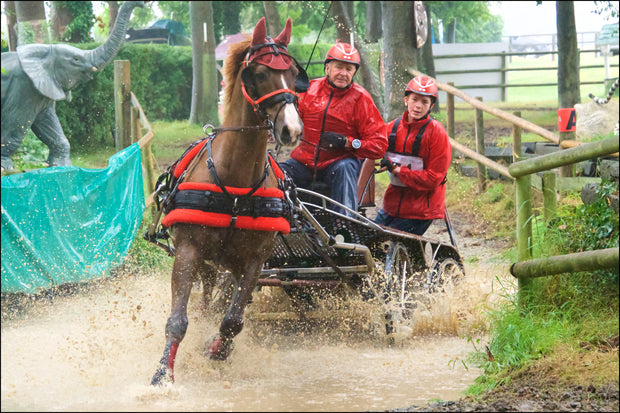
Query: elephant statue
1 1 145 171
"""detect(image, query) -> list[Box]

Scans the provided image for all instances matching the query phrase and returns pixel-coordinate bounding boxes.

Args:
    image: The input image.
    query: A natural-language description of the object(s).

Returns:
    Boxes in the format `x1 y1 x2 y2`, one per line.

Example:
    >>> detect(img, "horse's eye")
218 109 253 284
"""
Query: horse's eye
255 71 267 83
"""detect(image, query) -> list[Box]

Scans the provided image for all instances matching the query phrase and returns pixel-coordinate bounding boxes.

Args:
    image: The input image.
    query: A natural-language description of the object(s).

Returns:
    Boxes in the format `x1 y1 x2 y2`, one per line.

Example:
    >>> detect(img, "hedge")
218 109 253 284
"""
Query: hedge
53 41 340 151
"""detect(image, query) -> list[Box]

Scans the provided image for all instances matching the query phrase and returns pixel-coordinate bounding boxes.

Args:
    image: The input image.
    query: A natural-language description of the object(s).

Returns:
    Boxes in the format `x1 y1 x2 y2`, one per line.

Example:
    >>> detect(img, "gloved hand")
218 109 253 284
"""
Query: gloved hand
319 132 347 150
380 158 395 172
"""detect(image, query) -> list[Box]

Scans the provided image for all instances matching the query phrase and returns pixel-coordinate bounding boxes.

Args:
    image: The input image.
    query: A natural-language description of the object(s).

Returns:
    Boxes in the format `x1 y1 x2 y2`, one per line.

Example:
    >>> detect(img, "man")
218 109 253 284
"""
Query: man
280 41 387 214
374 75 452 236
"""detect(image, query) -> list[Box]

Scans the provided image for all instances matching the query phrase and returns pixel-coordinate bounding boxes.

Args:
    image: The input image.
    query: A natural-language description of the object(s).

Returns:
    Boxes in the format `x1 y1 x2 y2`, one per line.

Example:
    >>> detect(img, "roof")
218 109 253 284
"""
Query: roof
215 33 249 60
596 23 619 46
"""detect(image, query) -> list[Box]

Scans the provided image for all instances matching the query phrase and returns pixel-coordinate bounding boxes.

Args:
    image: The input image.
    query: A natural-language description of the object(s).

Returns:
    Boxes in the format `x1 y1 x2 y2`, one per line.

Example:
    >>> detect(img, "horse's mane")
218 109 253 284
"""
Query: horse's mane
222 35 251 108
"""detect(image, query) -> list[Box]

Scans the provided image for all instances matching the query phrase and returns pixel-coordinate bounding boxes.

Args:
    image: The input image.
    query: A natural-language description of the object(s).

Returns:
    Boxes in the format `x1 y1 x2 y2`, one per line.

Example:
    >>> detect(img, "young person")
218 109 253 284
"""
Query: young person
374 75 452 236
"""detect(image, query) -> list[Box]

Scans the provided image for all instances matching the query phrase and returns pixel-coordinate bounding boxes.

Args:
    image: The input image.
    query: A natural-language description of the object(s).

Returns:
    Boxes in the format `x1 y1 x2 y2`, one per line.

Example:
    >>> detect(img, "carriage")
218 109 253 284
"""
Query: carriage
148 154 465 336
253 158 464 334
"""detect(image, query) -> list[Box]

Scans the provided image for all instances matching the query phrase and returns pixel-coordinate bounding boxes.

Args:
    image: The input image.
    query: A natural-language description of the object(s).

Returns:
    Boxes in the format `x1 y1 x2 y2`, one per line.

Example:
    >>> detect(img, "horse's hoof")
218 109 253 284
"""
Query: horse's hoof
151 364 174 386
206 335 234 360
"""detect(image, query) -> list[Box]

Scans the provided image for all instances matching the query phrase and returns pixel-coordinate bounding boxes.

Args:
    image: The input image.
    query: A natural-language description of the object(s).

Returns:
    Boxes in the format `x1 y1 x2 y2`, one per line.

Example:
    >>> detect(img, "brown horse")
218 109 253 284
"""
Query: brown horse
151 17 305 386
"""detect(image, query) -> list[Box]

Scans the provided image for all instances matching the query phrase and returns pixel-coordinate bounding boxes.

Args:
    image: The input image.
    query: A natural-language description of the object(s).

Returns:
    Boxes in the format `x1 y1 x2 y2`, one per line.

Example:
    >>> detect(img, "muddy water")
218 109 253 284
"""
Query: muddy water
1 260 514 412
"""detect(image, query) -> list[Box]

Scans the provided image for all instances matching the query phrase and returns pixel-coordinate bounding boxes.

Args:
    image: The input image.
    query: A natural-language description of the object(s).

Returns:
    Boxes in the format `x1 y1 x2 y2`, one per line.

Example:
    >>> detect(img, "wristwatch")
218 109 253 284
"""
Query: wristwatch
351 139 361 150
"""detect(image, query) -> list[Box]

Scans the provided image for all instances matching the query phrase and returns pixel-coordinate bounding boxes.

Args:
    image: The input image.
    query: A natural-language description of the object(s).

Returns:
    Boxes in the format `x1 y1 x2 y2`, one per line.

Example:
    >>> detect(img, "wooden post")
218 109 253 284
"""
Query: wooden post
446 82 455 139
512 111 522 163
475 96 486 192
542 171 557 223
131 107 140 144
114 60 132 151
501 52 507 102
516 174 533 308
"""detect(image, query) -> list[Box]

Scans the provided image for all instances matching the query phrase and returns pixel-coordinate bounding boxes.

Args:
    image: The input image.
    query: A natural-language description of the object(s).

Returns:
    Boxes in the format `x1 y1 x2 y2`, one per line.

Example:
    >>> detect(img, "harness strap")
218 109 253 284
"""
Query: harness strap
388 117 432 156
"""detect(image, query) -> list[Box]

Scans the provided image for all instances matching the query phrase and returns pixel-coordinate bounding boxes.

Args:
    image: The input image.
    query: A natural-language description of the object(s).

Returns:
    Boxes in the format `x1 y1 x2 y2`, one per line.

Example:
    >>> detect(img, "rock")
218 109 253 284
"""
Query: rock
574 100 619 140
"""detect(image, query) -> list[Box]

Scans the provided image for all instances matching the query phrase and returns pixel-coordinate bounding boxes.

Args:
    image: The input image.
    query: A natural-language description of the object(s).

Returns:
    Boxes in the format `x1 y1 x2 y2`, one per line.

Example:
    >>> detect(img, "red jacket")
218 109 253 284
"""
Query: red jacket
290 77 387 170
382 112 452 220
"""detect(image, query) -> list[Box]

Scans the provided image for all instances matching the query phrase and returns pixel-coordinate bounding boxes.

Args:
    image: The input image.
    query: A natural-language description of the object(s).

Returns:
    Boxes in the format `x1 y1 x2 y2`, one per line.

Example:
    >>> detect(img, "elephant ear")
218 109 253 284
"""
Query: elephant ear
16 44 66 101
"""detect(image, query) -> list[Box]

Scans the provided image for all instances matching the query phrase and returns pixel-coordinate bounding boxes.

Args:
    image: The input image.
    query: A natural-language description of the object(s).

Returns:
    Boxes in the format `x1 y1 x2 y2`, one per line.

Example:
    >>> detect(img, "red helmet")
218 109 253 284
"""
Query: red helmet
324 40 360 66
405 75 438 98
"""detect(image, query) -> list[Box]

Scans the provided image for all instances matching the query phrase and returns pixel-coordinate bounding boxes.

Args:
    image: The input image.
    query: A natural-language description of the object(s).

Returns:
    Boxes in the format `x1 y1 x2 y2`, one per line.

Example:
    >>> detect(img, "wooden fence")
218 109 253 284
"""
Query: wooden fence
433 49 618 101
410 68 619 308
113 60 158 218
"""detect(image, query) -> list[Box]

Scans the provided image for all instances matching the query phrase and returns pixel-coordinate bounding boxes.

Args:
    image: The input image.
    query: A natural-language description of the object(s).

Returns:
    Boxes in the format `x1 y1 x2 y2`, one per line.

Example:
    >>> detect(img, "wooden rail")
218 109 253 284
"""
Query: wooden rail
409 69 619 309
411 69 561 145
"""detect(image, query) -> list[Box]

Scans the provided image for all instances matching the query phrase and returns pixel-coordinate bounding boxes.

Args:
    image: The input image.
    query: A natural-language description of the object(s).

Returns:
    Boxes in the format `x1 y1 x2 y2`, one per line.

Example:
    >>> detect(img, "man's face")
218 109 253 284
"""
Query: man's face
404 92 433 121
325 60 357 88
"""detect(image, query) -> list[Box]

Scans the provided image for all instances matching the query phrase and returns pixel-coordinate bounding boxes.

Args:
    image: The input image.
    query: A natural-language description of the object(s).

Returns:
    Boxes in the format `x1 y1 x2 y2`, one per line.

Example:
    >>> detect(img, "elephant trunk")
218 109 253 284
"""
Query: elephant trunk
88 1 144 71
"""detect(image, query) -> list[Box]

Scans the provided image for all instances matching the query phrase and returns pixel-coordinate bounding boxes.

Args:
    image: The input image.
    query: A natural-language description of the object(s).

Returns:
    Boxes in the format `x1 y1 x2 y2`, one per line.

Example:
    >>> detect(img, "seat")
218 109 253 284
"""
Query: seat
357 158 376 209
299 159 377 212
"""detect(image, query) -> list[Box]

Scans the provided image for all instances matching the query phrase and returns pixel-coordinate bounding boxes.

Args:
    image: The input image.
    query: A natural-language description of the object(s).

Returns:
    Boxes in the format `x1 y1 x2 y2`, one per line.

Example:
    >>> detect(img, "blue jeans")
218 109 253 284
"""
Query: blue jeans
279 157 362 215
374 209 433 236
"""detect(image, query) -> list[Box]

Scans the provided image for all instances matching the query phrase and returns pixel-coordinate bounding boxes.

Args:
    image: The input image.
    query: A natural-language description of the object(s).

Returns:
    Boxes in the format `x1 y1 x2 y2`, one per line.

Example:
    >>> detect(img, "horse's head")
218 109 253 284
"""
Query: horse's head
240 17 305 147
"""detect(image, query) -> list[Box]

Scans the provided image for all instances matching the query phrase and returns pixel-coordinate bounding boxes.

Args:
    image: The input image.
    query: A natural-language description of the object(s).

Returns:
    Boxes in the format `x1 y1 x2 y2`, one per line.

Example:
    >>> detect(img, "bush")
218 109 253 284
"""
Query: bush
56 43 193 152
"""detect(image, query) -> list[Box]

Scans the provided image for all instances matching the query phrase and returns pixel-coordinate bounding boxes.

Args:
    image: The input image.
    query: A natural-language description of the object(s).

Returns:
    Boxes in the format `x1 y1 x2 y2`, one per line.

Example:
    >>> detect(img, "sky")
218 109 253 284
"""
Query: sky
491 1 619 37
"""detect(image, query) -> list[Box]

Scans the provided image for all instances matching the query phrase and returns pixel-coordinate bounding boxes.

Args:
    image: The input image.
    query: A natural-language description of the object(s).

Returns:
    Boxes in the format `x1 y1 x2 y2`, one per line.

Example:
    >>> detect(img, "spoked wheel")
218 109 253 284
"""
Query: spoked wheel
426 257 465 294
381 241 427 335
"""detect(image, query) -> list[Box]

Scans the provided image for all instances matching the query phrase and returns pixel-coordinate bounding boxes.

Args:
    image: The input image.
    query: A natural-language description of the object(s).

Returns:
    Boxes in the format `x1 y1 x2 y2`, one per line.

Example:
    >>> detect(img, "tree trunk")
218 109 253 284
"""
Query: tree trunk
189 1 219 126
556 1 580 177
15 1 48 45
421 2 439 113
51 2 73 42
4 0 18 51
332 1 354 42
365 1 382 43
108 1 119 33
444 17 456 43
331 0 383 114
262 1 282 37
382 1 418 120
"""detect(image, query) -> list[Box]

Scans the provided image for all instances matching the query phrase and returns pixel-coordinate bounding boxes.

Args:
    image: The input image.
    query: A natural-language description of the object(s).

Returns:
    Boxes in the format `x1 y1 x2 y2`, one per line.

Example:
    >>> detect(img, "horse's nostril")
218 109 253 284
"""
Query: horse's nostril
281 127 292 144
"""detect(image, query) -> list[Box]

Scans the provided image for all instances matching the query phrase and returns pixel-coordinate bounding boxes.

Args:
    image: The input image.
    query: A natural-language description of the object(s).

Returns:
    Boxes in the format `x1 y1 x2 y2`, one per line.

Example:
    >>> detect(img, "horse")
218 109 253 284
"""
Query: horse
150 17 306 386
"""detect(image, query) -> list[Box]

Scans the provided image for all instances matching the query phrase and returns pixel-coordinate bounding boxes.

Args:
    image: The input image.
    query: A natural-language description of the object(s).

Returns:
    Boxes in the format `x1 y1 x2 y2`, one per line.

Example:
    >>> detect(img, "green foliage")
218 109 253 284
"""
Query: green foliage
592 0 620 19
55 1 95 43
124 212 174 272
11 131 49 170
287 42 333 78
212 1 242 44
129 2 157 29
428 1 502 43
157 1 190 32
537 180 619 256
456 13 503 43
468 178 620 395
55 42 193 151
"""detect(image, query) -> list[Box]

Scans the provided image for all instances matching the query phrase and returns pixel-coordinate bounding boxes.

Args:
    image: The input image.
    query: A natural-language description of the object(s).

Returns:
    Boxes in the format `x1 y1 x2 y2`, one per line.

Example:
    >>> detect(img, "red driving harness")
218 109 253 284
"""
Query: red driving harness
160 135 292 234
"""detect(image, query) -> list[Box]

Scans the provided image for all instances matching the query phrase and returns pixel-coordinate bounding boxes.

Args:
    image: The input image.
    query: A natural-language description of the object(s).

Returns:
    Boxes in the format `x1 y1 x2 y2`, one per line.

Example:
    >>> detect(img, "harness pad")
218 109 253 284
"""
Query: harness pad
159 136 291 234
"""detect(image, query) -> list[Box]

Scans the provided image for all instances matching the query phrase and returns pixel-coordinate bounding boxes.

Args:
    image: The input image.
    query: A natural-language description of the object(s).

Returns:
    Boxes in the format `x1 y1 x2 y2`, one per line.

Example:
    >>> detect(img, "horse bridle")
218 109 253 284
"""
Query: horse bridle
237 36 308 145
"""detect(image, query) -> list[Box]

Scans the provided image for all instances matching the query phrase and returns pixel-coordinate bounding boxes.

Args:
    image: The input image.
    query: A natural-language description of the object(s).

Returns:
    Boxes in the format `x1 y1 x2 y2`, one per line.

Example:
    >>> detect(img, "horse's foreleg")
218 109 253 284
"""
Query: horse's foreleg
207 270 260 360
151 247 197 386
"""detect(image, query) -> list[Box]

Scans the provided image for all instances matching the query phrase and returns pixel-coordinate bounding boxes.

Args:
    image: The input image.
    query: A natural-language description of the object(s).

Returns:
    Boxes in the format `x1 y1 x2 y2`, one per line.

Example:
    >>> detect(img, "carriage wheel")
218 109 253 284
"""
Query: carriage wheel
426 258 465 294
382 241 427 335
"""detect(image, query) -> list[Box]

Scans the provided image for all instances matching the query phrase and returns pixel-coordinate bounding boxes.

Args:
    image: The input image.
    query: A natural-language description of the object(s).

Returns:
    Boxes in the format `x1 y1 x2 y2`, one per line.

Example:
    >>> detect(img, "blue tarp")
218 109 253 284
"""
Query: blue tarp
1 144 145 294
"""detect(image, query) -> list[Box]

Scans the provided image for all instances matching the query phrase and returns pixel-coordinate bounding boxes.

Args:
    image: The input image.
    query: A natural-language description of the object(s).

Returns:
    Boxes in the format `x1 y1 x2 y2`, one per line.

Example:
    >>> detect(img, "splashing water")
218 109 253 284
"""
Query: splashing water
1 259 514 412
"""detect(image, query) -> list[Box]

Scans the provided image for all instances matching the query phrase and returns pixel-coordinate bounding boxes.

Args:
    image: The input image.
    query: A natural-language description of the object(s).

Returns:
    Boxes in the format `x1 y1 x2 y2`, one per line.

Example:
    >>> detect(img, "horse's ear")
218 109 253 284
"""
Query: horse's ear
252 17 267 47
274 18 292 46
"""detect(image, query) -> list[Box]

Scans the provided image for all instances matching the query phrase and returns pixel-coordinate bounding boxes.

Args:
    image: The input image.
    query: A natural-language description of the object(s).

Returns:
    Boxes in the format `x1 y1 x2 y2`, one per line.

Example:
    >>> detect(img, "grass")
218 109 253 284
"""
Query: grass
505 51 619 102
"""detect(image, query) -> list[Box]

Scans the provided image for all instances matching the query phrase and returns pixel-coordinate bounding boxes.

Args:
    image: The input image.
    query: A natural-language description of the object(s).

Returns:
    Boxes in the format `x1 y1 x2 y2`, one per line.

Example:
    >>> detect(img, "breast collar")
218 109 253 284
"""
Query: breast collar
160 134 292 234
